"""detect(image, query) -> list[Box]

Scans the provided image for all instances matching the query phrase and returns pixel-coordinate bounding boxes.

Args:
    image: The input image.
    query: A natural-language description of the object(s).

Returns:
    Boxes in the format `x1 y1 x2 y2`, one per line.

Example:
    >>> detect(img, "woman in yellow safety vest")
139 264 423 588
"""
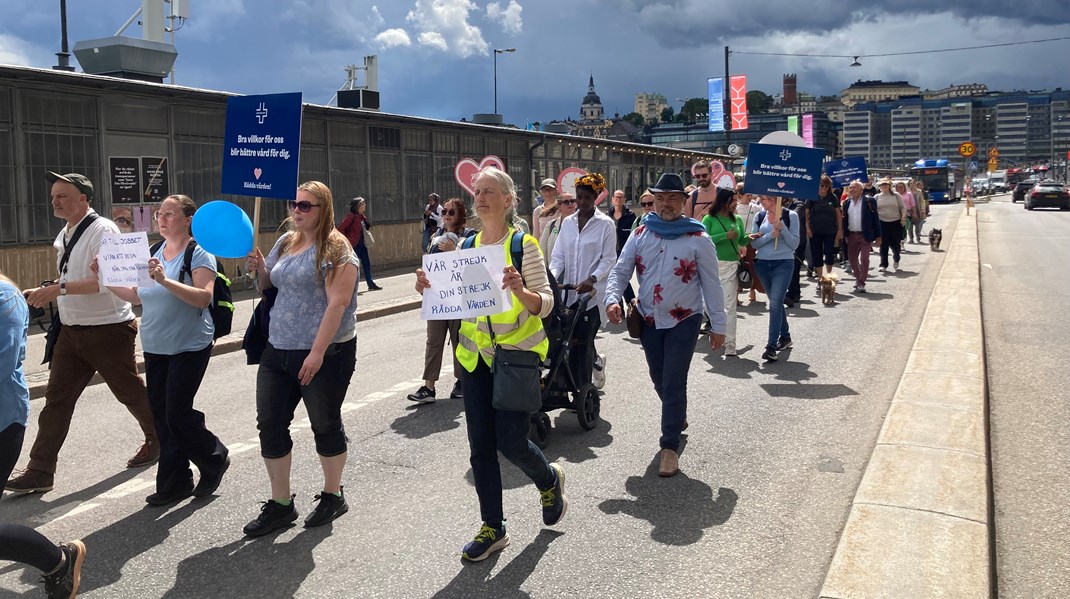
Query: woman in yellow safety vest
414 166 567 562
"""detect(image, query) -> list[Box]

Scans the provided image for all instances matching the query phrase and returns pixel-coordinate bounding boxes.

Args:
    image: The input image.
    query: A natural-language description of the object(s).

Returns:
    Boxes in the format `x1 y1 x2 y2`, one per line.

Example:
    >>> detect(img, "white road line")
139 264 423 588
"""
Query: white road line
50 503 101 524
98 478 155 499
228 442 259 455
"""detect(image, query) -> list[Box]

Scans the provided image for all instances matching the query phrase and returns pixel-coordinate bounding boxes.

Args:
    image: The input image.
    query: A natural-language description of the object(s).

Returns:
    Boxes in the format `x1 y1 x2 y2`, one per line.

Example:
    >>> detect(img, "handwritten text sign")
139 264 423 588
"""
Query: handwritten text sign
743 142 826 200
421 245 512 320
98 232 154 287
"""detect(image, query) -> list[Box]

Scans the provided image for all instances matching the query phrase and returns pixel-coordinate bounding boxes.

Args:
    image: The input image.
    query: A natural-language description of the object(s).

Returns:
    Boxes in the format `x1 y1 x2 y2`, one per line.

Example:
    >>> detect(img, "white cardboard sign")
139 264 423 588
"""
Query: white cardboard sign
98 232 154 287
421 245 512 320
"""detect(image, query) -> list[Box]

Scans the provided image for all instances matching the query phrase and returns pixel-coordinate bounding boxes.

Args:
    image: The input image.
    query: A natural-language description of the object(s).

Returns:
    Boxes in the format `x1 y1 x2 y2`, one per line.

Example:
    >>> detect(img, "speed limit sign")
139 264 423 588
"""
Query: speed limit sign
958 142 976 157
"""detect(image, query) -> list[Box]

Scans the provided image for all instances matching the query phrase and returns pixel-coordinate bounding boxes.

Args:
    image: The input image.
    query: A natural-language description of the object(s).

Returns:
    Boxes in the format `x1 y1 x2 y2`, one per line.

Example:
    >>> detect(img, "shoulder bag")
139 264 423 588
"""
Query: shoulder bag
42 213 98 365
363 219 376 247
486 315 542 412
713 215 750 286
625 298 644 339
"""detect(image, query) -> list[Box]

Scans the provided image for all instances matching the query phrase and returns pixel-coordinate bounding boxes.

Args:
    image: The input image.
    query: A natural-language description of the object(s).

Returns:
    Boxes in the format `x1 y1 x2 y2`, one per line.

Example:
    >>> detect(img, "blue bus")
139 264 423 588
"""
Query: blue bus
910 159 962 203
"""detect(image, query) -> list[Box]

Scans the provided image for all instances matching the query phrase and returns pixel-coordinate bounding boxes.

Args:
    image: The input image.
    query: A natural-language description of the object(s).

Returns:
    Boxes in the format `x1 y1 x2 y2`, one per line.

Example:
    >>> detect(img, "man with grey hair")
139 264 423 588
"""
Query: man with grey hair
841 180 882 293
7 172 159 495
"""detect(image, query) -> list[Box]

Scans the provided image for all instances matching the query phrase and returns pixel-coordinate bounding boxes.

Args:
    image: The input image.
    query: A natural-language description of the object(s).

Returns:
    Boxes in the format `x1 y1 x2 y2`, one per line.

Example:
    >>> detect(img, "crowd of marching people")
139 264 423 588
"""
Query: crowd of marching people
0 161 936 593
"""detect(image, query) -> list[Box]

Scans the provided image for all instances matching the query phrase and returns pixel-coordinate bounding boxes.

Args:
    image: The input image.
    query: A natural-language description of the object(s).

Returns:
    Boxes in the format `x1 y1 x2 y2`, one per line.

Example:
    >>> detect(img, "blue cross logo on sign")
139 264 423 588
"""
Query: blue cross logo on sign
779 148 792 161
255 102 269 124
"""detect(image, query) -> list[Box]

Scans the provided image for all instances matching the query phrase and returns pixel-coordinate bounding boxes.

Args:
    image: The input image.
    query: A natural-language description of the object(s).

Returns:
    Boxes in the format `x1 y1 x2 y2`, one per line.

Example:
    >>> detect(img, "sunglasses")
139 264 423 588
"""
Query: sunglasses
559 199 577 205
640 201 654 207
443 209 459 216
694 173 710 179
287 200 321 213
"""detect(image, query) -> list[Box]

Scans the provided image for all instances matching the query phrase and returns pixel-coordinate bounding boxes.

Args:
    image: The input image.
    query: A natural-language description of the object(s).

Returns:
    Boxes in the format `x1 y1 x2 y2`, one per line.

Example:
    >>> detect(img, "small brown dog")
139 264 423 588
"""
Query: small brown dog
819 273 838 305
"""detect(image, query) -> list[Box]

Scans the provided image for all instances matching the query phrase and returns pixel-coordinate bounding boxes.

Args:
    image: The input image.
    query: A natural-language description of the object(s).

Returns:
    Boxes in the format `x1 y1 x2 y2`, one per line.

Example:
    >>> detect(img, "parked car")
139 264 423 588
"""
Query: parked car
1024 181 1070 211
1011 178 1038 203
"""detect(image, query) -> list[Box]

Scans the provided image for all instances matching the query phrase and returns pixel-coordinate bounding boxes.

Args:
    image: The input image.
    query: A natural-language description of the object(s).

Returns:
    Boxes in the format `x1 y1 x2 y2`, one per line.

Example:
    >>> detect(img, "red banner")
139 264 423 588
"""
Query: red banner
730 74 748 131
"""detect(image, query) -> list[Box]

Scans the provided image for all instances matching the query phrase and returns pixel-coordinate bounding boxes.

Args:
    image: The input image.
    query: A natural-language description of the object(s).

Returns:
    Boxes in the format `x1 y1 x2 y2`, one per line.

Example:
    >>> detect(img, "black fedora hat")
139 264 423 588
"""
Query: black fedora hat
649 172 688 195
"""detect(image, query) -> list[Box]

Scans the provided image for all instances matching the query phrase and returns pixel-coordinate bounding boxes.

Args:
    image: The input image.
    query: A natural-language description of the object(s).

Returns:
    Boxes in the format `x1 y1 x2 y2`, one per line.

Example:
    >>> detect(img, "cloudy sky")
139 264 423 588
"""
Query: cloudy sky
3 0 1069 126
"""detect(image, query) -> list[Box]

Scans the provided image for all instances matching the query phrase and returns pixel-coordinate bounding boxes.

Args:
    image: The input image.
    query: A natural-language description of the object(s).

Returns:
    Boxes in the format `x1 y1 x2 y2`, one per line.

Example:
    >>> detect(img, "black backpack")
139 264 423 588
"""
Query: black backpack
460 229 562 327
149 239 234 339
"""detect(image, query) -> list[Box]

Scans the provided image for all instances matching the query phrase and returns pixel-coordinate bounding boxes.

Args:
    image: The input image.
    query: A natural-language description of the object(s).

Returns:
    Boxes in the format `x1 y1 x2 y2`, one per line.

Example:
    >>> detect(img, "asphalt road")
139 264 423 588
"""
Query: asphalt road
979 192 1070 599
1 205 960 598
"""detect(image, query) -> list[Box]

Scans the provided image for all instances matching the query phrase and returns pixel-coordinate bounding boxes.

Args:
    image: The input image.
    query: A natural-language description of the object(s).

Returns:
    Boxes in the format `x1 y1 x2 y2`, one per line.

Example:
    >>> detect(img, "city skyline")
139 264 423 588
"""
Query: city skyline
2 0 1069 127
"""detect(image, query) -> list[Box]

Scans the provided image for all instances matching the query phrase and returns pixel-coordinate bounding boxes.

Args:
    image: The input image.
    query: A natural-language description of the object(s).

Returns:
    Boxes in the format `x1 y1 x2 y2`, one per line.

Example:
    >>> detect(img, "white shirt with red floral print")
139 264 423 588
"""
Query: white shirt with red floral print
605 223 727 333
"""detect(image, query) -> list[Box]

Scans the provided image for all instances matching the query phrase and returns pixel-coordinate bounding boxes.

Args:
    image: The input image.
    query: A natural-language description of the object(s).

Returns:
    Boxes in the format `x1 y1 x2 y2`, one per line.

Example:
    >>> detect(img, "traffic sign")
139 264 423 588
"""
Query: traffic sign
989 148 999 159
958 142 976 157
988 158 997 172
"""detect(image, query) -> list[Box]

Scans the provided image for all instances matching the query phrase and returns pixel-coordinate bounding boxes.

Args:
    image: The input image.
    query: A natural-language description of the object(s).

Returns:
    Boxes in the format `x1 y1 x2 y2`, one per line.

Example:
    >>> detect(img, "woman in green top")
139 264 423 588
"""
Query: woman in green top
701 187 749 357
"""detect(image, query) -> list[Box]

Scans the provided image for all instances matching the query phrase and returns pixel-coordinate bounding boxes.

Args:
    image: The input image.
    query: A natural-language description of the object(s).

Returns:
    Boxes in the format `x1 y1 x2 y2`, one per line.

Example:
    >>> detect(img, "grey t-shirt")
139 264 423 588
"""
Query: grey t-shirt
265 234 359 350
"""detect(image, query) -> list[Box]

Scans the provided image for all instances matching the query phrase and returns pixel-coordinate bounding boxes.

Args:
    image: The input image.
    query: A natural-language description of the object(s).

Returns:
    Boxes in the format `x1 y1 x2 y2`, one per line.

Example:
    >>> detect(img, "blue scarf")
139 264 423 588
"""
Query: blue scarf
642 213 705 240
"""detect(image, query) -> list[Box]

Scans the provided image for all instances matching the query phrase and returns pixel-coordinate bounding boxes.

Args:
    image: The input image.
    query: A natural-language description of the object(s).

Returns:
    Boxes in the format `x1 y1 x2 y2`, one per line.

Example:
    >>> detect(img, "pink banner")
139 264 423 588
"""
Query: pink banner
730 74 748 131
802 114 814 148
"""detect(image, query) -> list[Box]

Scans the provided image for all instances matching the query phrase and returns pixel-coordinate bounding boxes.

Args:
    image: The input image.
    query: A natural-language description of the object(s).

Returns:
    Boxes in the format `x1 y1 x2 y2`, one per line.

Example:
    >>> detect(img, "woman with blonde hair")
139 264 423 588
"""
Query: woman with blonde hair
243 181 359 536
101 194 230 506
415 166 566 562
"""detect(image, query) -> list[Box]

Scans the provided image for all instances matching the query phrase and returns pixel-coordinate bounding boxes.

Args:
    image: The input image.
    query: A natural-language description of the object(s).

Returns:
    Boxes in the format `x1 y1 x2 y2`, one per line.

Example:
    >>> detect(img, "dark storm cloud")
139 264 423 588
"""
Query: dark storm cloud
615 0 1070 48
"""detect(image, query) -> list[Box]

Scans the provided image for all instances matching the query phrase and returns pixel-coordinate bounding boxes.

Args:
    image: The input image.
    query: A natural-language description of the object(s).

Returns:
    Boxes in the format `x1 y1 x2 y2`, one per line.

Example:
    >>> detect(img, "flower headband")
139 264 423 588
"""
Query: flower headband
575 173 606 194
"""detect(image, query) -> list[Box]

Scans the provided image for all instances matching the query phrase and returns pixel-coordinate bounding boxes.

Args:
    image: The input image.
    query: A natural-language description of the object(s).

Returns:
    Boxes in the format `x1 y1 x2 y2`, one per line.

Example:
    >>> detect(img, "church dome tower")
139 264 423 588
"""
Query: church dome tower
580 74 604 122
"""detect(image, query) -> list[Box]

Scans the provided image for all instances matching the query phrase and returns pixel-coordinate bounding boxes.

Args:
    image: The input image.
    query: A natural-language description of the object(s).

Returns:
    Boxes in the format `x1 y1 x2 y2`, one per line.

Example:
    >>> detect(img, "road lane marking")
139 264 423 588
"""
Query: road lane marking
98 479 155 499
50 503 101 524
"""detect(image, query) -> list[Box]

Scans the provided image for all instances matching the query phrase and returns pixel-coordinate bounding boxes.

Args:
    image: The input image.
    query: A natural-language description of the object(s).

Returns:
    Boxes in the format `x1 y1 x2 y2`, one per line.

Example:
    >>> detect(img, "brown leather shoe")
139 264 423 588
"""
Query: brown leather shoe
682 419 689 432
5 468 54 494
127 440 160 468
658 449 679 478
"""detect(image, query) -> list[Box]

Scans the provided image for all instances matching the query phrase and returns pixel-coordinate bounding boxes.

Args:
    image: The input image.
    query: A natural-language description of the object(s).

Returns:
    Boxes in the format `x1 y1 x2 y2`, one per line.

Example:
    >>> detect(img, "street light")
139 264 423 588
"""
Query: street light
493 48 515 115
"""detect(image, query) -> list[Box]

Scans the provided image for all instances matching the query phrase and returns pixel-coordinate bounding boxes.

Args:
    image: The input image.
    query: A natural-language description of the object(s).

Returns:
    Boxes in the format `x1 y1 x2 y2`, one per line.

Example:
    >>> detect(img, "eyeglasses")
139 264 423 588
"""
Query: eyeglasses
153 209 178 221
287 200 321 213
559 199 577 205
640 201 654 207
443 209 459 216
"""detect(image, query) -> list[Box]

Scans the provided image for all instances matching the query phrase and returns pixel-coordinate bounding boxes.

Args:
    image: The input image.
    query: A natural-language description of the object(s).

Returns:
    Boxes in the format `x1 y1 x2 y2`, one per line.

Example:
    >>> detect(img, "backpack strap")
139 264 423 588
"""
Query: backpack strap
509 230 525 274
460 235 476 250
181 239 197 284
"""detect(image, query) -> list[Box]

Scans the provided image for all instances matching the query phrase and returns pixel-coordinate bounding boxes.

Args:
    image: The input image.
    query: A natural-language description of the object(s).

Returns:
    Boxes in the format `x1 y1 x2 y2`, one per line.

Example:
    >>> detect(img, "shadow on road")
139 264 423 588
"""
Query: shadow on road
389 396 465 439
0 468 144 525
597 453 737 546
432 529 565 599
759 383 859 400
162 521 332 598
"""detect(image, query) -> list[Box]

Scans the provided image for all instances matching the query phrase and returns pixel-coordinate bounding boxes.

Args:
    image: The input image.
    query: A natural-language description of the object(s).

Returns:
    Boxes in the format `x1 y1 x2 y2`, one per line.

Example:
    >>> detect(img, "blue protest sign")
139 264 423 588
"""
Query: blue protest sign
825 156 869 186
743 142 826 200
221 92 303 200
707 78 724 133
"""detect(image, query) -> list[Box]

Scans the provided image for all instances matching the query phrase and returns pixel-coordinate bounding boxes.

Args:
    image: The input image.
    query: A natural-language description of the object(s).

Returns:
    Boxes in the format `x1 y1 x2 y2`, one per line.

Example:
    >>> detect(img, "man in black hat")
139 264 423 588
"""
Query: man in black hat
6 172 159 495
604 172 726 477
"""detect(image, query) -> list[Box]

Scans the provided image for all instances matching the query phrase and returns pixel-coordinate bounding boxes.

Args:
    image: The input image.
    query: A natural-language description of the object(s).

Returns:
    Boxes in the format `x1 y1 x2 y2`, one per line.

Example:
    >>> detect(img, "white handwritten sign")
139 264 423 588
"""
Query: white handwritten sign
421 245 512 320
98 232 154 287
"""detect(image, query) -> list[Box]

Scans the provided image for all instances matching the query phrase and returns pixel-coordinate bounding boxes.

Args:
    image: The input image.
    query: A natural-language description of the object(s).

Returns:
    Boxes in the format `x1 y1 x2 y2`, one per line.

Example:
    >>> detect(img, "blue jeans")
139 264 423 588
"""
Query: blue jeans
639 314 701 452
255 339 356 459
754 259 793 349
462 358 555 527
355 242 376 287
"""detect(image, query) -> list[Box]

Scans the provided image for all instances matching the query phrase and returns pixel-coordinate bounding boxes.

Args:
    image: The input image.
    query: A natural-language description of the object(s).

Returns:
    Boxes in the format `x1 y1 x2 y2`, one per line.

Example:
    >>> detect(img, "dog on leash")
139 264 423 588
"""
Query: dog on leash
929 228 943 250
819 272 838 305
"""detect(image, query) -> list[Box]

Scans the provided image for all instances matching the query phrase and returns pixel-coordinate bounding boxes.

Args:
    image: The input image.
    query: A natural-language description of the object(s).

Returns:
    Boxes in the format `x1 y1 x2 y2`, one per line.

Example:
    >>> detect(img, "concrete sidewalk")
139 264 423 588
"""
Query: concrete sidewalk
24 265 423 399
820 208 991 598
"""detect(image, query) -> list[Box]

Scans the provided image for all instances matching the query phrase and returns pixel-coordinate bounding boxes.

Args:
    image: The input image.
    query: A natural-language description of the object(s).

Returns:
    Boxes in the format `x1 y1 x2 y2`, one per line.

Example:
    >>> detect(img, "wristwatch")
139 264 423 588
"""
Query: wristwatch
588 275 598 284
59 281 67 296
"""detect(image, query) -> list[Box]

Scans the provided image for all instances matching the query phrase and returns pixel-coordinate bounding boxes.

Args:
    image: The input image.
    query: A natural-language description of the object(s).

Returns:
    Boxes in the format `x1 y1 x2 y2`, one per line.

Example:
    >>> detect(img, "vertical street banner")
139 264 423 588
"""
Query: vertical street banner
730 74 748 131
221 92 304 200
787 115 799 135
707 78 725 133
802 114 814 148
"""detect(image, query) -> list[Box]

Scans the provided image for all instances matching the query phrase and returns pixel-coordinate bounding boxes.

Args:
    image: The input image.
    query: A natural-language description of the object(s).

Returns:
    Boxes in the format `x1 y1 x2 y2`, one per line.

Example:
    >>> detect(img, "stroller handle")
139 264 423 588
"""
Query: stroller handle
560 284 595 310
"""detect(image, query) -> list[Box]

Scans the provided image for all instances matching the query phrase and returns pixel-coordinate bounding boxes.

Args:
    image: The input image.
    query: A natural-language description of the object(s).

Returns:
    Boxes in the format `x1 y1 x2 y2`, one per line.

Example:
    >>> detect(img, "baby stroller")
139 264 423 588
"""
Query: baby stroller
528 284 601 448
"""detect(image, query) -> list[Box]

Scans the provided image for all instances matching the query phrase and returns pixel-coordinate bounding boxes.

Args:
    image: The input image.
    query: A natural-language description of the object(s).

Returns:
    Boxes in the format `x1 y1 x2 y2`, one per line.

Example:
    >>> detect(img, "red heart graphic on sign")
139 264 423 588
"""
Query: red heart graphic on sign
254 168 263 180
777 182 786 189
455 155 506 196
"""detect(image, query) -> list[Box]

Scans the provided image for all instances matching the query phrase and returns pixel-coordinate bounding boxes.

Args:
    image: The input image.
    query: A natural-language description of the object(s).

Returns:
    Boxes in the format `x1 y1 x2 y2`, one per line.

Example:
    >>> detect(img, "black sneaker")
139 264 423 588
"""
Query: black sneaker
776 337 793 351
461 522 509 562
540 463 567 526
761 347 779 362
193 455 231 498
407 386 436 403
243 495 298 537
305 488 349 528
145 486 194 507
40 540 85 599
449 381 464 399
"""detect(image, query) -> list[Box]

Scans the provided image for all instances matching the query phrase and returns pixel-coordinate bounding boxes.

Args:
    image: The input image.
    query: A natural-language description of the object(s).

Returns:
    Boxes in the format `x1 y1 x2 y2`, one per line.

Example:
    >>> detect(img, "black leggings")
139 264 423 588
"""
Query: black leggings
0 523 63 573
879 220 903 267
1 422 25 485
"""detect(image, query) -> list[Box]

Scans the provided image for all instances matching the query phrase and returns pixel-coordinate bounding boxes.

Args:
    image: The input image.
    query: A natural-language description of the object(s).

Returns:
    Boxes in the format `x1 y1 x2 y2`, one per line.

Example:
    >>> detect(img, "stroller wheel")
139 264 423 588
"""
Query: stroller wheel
528 412 551 449
575 384 599 431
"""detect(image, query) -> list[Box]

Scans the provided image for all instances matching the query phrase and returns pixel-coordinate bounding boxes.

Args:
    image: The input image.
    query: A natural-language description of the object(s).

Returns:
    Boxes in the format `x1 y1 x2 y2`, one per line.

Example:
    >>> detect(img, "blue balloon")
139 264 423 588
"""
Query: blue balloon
191 200 254 259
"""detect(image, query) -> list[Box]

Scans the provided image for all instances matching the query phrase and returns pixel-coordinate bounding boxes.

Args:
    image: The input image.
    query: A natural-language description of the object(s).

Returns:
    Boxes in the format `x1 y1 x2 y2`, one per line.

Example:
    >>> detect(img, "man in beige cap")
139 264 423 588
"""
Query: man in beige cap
6 172 159 495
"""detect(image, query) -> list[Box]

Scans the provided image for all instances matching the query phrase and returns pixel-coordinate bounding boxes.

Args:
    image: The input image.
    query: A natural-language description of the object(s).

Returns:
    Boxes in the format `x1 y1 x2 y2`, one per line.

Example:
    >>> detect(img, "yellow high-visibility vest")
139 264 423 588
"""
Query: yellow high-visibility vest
455 229 549 371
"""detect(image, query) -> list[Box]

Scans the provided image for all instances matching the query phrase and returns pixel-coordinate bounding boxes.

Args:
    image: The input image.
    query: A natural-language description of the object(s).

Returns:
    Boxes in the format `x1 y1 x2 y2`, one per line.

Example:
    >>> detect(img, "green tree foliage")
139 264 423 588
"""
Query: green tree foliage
679 97 708 124
660 106 675 123
746 90 773 114
621 112 645 128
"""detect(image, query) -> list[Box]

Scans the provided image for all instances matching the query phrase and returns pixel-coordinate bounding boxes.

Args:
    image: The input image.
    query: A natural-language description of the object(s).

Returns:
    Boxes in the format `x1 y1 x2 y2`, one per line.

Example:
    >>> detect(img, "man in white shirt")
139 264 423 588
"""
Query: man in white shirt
6 172 159 495
549 173 616 389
